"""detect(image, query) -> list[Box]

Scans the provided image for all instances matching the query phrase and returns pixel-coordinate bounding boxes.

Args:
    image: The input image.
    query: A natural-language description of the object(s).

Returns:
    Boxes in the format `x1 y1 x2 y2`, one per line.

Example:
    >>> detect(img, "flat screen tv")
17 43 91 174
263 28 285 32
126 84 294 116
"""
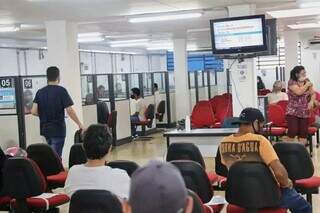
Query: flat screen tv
210 15 267 55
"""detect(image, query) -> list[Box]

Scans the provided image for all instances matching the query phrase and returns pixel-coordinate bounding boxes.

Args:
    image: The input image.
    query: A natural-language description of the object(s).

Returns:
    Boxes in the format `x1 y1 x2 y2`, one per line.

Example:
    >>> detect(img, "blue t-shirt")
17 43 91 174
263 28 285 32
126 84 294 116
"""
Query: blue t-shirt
33 85 73 138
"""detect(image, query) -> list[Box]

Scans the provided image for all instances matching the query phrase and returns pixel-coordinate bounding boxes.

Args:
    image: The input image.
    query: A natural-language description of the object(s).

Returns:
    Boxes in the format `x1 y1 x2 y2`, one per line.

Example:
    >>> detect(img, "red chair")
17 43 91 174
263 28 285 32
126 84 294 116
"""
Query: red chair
276 100 288 112
3 158 70 213
209 95 233 127
227 204 286 213
191 101 216 128
258 89 271 96
189 190 223 213
266 104 287 138
27 144 67 190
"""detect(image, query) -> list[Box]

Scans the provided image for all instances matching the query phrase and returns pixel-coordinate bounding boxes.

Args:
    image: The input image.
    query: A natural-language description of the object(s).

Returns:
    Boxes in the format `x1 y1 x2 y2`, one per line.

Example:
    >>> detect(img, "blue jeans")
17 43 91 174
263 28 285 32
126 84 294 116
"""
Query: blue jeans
130 115 140 136
46 137 65 158
280 188 312 213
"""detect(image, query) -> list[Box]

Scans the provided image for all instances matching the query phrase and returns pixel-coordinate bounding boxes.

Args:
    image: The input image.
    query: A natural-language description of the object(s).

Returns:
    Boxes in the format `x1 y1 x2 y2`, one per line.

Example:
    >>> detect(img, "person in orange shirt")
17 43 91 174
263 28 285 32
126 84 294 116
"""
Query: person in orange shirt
219 108 311 213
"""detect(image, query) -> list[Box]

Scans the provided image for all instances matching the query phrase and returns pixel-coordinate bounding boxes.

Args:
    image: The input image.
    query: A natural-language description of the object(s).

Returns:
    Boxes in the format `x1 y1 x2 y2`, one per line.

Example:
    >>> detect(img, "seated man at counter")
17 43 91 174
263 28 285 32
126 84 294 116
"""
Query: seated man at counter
219 108 311 213
130 88 147 137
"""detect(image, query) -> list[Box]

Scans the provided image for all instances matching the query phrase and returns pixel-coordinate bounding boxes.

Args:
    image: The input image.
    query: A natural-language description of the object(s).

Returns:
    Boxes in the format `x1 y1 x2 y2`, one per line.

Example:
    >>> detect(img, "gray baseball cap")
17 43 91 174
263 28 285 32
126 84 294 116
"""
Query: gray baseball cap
129 161 188 213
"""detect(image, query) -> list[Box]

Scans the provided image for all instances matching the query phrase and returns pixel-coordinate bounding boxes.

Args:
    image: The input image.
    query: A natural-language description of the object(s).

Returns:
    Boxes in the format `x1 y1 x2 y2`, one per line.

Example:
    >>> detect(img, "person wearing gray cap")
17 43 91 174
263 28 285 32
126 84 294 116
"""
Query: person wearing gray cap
123 161 193 213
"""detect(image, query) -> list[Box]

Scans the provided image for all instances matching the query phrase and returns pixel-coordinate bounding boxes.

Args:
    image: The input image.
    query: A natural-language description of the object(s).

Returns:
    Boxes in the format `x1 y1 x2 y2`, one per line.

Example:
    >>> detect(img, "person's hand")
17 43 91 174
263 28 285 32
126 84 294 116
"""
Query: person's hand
306 81 313 88
78 124 85 131
308 101 314 110
287 179 293 189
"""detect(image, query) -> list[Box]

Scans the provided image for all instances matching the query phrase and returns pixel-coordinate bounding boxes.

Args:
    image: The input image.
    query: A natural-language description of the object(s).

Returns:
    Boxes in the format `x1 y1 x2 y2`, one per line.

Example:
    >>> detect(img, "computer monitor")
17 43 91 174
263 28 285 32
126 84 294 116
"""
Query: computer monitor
210 15 267 55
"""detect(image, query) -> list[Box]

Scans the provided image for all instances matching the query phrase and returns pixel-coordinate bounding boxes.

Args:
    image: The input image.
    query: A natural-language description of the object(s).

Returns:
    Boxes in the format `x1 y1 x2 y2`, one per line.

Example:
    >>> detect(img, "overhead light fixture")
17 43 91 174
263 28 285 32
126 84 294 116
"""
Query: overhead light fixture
79 49 139 55
267 8 320 18
78 32 102 38
110 42 149 48
129 12 202 23
105 34 150 39
109 39 149 45
288 23 320 29
298 0 320 8
0 25 20 33
78 37 105 43
187 28 210 33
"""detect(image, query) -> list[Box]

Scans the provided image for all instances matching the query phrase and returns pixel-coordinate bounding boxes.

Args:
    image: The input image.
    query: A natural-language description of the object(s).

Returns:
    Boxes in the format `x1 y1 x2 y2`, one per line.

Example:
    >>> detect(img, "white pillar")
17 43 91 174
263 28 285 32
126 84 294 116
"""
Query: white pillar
227 4 258 116
45 21 83 165
173 38 191 120
283 31 299 83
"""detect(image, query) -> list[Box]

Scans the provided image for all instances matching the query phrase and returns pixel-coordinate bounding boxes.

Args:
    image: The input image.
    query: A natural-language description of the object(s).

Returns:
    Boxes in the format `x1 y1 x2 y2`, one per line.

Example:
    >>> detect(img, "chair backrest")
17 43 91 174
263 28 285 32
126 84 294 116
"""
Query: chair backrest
106 160 139 177
215 147 229 177
27 143 64 177
191 101 215 128
74 129 83 144
276 100 288 112
69 144 87 168
171 160 213 203
258 89 271 96
3 158 46 199
226 161 281 209
267 104 286 127
97 101 109 124
144 104 155 127
69 190 122 213
107 111 117 129
188 190 205 213
210 95 233 122
273 143 314 180
166 143 206 169
157 100 166 114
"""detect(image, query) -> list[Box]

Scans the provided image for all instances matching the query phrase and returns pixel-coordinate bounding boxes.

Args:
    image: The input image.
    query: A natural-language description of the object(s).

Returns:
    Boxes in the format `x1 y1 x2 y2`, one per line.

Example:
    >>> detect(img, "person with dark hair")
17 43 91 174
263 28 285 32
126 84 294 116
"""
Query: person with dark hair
257 76 266 90
219 108 311 213
31 66 84 157
23 89 33 114
286 66 317 144
130 87 146 137
153 83 161 107
65 124 130 198
123 161 193 213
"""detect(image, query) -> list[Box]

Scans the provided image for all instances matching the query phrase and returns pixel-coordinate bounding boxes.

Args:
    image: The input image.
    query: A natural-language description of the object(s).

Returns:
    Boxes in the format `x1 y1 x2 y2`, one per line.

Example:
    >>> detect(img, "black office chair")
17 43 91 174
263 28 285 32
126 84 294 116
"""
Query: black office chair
156 100 166 122
166 143 219 183
226 161 285 213
106 160 139 177
3 157 70 213
274 143 320 206
69 143 87 168
171 160 224 213
74 129 83 144
132 104 155 140
97 101 109 125
107 111 118 146
69 190 122 213
214 147 228 190
27 143 67 190
188 190 205 213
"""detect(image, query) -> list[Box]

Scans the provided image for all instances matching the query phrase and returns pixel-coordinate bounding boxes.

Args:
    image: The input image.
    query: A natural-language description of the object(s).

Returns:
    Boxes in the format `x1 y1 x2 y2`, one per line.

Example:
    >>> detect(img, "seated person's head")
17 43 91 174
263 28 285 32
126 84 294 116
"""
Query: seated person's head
123 161 193 213
272 80 283 93
131 88 141 99
83 124 112 161
235 108 265 135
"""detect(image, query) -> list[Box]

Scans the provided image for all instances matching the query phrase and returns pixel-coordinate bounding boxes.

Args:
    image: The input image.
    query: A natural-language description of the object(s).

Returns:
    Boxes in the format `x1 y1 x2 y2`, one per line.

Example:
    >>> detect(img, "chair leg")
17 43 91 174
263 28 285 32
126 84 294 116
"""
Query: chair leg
317 129 319 148
308 135 313 157
307 193 312 207
14 199 29 213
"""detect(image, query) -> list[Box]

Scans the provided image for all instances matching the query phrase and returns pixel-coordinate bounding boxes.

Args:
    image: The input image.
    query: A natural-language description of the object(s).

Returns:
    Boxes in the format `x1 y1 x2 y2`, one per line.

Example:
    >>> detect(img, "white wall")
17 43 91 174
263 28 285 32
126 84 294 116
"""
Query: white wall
0 49 19 76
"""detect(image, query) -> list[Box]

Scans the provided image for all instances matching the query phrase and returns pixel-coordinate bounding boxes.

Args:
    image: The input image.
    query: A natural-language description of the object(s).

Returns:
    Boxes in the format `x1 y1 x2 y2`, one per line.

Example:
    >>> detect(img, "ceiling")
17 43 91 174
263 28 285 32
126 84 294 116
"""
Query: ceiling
0 0 318 50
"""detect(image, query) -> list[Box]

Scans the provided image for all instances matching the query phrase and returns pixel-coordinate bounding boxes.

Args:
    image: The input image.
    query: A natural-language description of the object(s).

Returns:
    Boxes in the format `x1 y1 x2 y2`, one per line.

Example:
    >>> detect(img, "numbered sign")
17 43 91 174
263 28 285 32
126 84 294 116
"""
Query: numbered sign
0 78 13 88
24 79 33 89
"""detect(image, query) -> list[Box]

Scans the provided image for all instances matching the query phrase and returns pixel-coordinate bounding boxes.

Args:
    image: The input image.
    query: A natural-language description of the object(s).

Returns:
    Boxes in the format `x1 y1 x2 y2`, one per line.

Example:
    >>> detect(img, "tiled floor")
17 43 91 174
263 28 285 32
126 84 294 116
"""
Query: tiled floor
26 133 320 212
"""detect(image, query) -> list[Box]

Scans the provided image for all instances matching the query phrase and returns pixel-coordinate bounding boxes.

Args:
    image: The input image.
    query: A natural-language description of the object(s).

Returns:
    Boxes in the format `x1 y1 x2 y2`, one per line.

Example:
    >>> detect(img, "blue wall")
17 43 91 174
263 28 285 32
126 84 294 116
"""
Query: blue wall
166 52 224 72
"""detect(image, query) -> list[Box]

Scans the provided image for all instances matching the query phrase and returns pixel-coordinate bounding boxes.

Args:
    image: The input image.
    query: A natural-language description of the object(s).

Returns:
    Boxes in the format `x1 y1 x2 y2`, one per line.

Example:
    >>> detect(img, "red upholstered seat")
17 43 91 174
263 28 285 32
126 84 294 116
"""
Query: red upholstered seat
308 127 317 135
12 193 70 211
0 197 10 205
268 104 287 127
227 204 286 213
276 101 288 113
47 171 68 184
210 204 224 213
207 172 219 183
191 101 216 128
295 176 320 188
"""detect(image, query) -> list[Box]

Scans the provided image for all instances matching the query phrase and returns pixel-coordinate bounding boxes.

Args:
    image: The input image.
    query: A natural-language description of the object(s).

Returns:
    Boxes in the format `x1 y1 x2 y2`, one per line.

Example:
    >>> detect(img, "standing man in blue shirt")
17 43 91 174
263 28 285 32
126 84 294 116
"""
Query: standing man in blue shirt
31 66 84 157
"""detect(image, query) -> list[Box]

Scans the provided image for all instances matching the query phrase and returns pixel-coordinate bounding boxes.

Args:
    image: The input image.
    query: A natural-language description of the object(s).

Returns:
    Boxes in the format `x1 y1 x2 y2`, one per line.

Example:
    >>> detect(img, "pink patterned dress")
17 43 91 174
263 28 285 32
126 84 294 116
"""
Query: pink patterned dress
286 80 310 118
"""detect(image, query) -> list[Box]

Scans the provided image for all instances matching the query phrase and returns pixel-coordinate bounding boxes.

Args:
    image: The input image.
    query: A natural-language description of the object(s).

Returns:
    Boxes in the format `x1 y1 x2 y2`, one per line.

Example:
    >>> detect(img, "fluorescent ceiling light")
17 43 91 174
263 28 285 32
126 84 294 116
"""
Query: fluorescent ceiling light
78 37 105 43
109 39 149 45
298 0 320 8
79 49 139 55
110 42 149 48
267 8 320 18
288 23 320 29
78 32 102 38
187 28 210 33
105 34 149 39
129 12 202 23
0 25 20 32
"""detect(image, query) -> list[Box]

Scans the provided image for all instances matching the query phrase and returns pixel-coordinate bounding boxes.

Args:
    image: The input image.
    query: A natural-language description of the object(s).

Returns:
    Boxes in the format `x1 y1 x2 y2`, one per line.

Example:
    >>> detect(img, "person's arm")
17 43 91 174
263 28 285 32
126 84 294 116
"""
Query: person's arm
66 106 84 130
269 159 291 188
289 81 312 96
31 103 38 116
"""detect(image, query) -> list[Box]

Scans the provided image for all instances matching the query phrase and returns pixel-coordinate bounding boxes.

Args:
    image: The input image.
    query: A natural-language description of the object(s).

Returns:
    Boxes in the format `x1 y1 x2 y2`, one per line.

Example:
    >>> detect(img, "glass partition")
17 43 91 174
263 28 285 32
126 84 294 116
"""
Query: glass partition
114 74 127 100
143 73 152 96
197 71 203 88
209 71 216 85
22 76 47 113
168 72 175 92
189 72 195 89
96 75 109 101
81 75 94 105
153 72 165 93
204 71 208 87
128 73 140 90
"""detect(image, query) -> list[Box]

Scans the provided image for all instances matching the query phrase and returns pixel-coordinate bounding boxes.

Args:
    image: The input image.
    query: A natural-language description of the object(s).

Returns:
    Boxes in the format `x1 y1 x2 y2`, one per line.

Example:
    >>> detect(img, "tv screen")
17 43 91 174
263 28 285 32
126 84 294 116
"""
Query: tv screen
210 15 267 55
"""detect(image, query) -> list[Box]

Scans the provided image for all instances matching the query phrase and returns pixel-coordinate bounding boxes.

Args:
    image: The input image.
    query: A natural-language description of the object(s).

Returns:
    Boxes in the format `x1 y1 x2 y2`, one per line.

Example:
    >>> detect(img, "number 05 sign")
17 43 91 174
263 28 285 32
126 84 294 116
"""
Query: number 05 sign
0 78 13 88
